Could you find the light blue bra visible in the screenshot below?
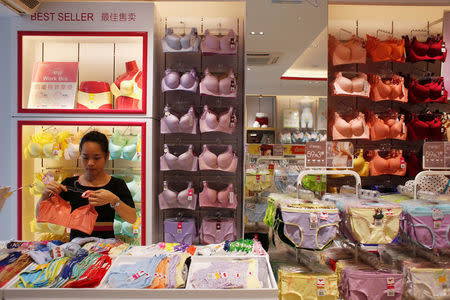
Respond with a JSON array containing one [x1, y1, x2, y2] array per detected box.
[[109, 132, 140, 161]]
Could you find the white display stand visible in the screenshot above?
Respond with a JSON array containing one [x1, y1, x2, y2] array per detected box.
[[413, 170, 450, 200]]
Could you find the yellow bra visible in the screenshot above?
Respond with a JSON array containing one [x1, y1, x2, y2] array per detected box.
[[352, 149, 369, 177]]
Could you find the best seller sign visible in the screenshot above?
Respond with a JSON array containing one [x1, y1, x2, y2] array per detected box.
[[17, 2, 153, 30]]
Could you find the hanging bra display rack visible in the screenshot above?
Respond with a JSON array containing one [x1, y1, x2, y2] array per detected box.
[[328, 18, 450, 191], [155, 16, 244, 244]]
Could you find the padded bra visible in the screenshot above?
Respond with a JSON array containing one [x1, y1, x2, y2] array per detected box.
[[198, 145, 238, 173], [328, 34, 366, 65], [160, 144, 198, 171], [404, 35, 447, 62], [369, 74, 407, 102], [369, 113, 407, 141], [199, 181, 237, 209], [158, 181, 196, 210], [332, 112, 369, 140], [369, 150, 406, 176], [199, 68, 237, 98], [407, 77, 447, 104], [365, 35, 405, 63], [162, 27, 200, 53], [162, 68, 198, 93], [352, 149, 369, 177], [407, 115, 443, 141], [199, 105, 236, 134], [331, 72, 370, 98], [161, 106, 197, 134], [200, 29, 237, 55]]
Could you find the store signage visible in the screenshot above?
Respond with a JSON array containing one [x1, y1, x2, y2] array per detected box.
[[423, 142, 450, 169], [305, 141, 353, 168], [30, 12, 137, 23], [284, 145, 305, 155]]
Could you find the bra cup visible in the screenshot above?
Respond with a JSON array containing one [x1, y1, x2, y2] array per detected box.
[[163, 72, 180, 89], [199, 148, 219, 169], [163, 113, 181, 133], [337, 75, 353, 93], [389, 117, 403, 138], [334, 43, 351, 63], [109, 142, 123, 160], [180, 72, 196, 89], [429, 80, 443, 100], [163, 152, 180, 170], [352, 76, 365, 93], [412, 80, 429, 98], [205, 111, 219, 130], [219, 34, 232, 51], [350, 117, 364, 136], [177, 188, 189, 205], [180, 34, 191, 49], [204, 32, 220, 50], [334, 114, 353, 138], [353, 150, 365, 171], [218, 109, 232, 130], [179, 112, 195, 133], [123, 144, 137, 160], [199, 182, 218, 206], [370, 152, 390, 175], [165, 33, 182, 50], [219, 76, 232, 95], [178, 149, 195, 171], [429, 39, 443, 57], [204, 74, 220, 94], [372, 117, 390, 140], [412, 38, 430, 56], [217, 147, 233, 169], [43, 143, 54, 158], [391, 40, 405, 60], [159, 189, 178, 209], [349, 40, 366, 61], [377, 78, 393, 99]]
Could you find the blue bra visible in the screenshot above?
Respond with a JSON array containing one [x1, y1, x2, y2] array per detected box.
[[162, 27, 200, 53], [109, 132, 140, 161]]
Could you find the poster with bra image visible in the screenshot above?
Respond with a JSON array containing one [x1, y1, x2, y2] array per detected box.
[[327, 141, 353, 168], [283, 109, 300, 128]]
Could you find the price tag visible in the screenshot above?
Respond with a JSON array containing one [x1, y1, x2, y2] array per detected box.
[[230, 115, 236, 128], [216, 222, 221, 233], [385, 208, 393, 216], [177, 222, 183, 234], [310, 213, 318, 230], [400, 157, 406, 169], [230, 79, 236, 91], [316, 175, 321, 183], [319, 212, 328, 220], [230, 37, 236, 49], [442, 41, 446, 53], [187, 189, 193, 201], [387, 277, 395, 297], [317, 278, 325, 288], [189, 115, 193, 127], [229, 191, 234, 204], [432, 209, 443, 221], [256, 174, 261, 181], [317, 289, 326, 297], [434, 221, 442, 229]]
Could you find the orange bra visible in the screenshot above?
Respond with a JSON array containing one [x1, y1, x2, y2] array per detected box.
[[332, 112, 370, 140], [328, 34, 366, 65], [369, 113, 407, 141], [369, 74, 408, 102], [365, 35, 405, 63], [331, 72, 370, 98], [369, 150, 406, 176]]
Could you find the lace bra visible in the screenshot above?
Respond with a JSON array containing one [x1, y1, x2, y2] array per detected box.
[[407, 114, 443, 141], [328, 34, 366, 65], [368, 74, 408, 102], [332, 112, 369, 140], [160, 144, 198, 171], [162, 28, 200, 53], [161, 68, 198, 93], [199, 105, 236, 134], [331, 72, 370, 98], [199, 181, 237, 209], [161, 106, 197, 134], [404, 35, 447, 62], [158, 181, 196, 210], [198, 145, 238, 173], [369, 113, 407, 141], [365, 35, 405, 63], [199, 68, 237, 98], [369, 150, 406, 176], [407, 77, 447, 104], [200, 29, 237, 55]]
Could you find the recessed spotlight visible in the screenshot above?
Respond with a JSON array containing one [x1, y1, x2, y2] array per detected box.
[[259, 31, 264, 35], [247, 67, 251, 71], [250, 31, 256, 35]]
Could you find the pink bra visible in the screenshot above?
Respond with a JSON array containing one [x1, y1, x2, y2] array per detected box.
[[199, 181, 237, 209], [200, 68, 237, 98], [161, 68, 198, 93], [158, 181, 197, 210], [332, 112, 370, 140], [331, 72, 370, 98], [161, 106, 197, 134], [160, 144, 198, 171], [199, 145, 238, 173], [200, 105, 236, 134], [200, 29, 237, 55]]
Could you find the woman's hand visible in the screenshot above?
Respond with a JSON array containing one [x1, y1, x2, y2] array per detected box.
[[87, 189, 118, 207], [42, 181, 67, 199]]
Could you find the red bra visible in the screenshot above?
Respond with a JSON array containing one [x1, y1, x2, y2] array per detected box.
[[407, 114, 443, 141], [407, 77, 447, 104], [369, 113, 407, 141], [404, 36, 447, 62], [369, 150, 407, 176]]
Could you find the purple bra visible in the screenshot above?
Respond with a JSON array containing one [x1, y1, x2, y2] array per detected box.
[[200, 29, 237, 55], [162, 68, 198, 93], [200, 105, 236, 134], [160, 144, 198, 171], [199, 181, 237, 209], [161, 106, 197, 134], [199, 68, 237, 98], [158, 181, 197, 210], [199, 145, 238, 173]]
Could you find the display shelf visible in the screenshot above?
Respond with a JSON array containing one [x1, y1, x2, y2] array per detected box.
[[246, 127, 275, 131], [18, 31, 147, 114]]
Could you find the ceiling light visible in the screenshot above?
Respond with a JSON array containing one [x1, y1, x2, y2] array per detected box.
[[247, 67, 251, 71], [259, 32, 264, 35], [250, 31, 255, 35]]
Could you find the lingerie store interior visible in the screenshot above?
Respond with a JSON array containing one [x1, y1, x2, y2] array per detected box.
[[0, 0, 449, 299]]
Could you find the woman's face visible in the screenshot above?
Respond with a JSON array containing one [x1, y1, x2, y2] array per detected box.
[[80, 141, 108, 178]]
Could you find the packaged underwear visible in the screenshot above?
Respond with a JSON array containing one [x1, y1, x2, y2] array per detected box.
[[404, 265, 450, 299], [278, 267, 338, 300], [245, 200, 268, 223], [339, 267, 403, 300], [401, 200, 450, 249], [199, 217, 236, 245], [274, 201, 340, 250], [245, 169, 272, 192], [336, 198, 402, 244], [164, 218, 196, 245]]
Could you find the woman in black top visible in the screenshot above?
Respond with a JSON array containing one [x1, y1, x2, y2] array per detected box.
[[38, 131, 137, 240]]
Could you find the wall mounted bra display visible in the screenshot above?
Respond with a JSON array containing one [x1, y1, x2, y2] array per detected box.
[[18, 31, 148, 114]]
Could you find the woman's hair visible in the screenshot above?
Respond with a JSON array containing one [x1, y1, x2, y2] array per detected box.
[[79, 131, 109, 154]]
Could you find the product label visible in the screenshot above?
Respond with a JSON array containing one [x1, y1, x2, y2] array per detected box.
[[319, 212, 328, 220], [229, 192, 234, 204], [187, 189, 193, 201], [310, 213, 318, 229], [317, 289, 326, 297], [177, 222, 182, 234], [216, 222, 221, 233], [317, 278, 325, 288]]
